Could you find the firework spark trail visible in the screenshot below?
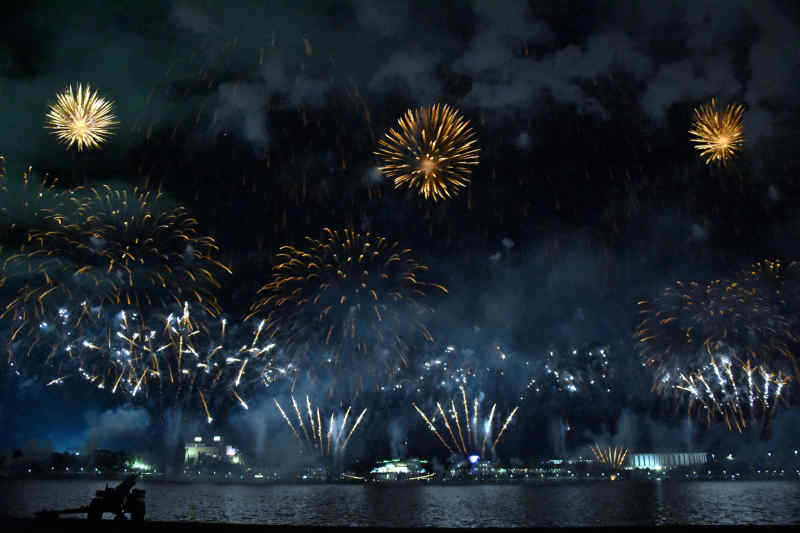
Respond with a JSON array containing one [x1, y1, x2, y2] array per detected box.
[[761, 368, 771, 409], [591, 445, 629, 469], [492, 406, 519, 449], [481, 403, 496, 458], [460, 386, 471, 446], [412, 402, 453, 453], [327, 412, 334, 456], [199, 390, 212, 423], [232, 389, 248, 410], [317, 407, 323, 451], [676, 354, 791, 432], [46, 376, 67, 386], [235, 358, 249, 387], [337, 406, 351, 447], [770, 374, 791, 419], [723, 358, 740, 407], [451, 399, 467, 455], [274, 399, 302, 443], [252, 319, 265, 347], [472, 398, 478, 450], [437, 402, 461, 453], [342, 408, 367, 450], [306, 395, 317, 449], [292, 395, 311, 442], [698, 374, 723, 416], [274, 396, 365, 457]]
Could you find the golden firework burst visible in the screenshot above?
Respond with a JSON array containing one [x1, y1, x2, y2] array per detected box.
[[45, 83, 118, 151], [247, 227, 446, 395], [375, 103, 479, 201], [689, 98, 744, 165]]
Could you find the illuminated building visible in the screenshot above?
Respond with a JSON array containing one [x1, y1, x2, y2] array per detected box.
[[627, 452, 708, 470], [370, 459, 432, 481], [184, 435, 243, 466]]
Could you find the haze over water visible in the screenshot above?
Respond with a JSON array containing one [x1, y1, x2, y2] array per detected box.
[[3, 479, 800, 527]]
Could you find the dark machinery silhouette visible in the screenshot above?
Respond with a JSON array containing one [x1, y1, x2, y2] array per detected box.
[[35, 474, 146, 521]]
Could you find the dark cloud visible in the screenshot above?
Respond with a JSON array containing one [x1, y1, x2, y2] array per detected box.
[[353, 0, 410, 37], [211, 81, 269, 153], [85, 406, 151, 451], [171, 2, 221, 35], [369, 48, 444, 102]]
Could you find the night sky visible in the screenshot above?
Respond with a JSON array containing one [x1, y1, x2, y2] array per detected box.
[[2, 0, 800, 468]]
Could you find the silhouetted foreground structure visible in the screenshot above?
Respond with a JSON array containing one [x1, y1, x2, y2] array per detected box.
[[34, 474, 145, 521]]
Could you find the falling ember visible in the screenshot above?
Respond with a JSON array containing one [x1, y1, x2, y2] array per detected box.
[[274, 396, 367, 457], [199, 390, 213, 424], [232, 389, 248, 410]]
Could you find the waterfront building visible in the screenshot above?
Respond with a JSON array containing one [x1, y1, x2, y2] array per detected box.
[[627, 452, 708, 470], [184, 435, 243, 467], [370, 459, 431, 481]]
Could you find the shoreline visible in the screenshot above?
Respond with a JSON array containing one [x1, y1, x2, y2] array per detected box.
[[2, 517, 798, 532], [2, 474, 795, 486]]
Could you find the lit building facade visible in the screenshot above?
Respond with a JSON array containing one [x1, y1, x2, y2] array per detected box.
[[184, 435, 243, 466], [627, 452, 708, 469], [370, 459, 431, 480]]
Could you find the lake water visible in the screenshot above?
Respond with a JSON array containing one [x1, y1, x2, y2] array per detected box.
[[2, 479, 800, 527]]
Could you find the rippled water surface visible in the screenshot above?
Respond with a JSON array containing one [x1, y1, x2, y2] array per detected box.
[[3, 480, 800, 527]]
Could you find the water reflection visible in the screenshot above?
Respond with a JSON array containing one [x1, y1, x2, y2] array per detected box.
[[2, 480, 800, 526]]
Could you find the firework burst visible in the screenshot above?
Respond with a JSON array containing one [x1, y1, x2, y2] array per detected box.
[[247, 227, 446, 397], [1, 164, 62, 264], [591, 444, 628, 469], [413, 388, 518, 457], [45, 83, 118, 151], [375, 104, 479, 201], [274, 395, 367, 458], [689, 98, 744, 165], [635, 277, 795, 389], [636, 265, 799, 433], [523, 344, 615, 402], [3, 184, 231, 342], [671, 346, 791, 433], [15, 301, 289, 421]]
